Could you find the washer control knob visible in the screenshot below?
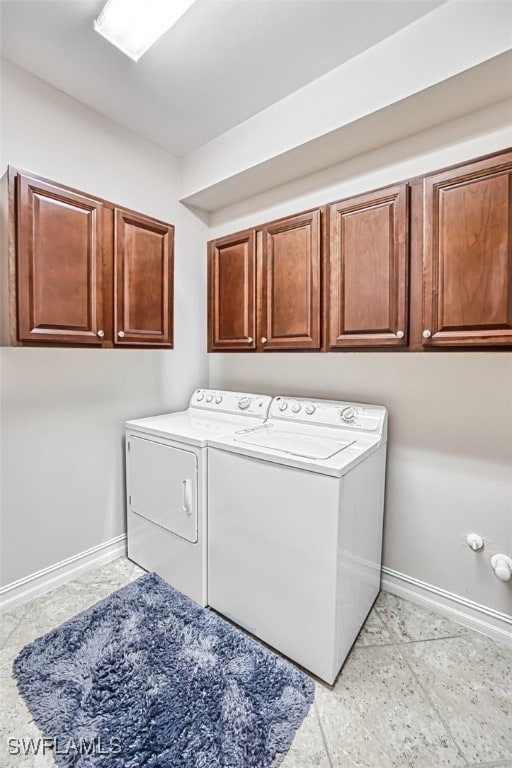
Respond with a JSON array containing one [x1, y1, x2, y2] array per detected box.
[[305, 405, 316, 415], [341, 407, 355, 422], [292, 403, 301, 414], [196, 392, 204, 401], [279, 401, 288, 412], [238, 397, 251, 410], [205, 394, 213, 403], [215, 395, 223, 404]]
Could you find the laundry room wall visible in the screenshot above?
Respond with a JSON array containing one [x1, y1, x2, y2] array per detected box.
[[208, 100, 512, 624], [0, 60, 209, 589]]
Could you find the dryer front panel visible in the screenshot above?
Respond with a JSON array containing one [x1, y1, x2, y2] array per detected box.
[[128, 436, 198, 543]]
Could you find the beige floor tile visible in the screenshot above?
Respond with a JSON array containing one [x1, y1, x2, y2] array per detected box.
[[317, 644, 466, 768], [402, 633, 512, 765], [354, 607, 393, 648], [375, 592, 470, 643], [0, 602, 31, 650], [272, 694, 331, 768]]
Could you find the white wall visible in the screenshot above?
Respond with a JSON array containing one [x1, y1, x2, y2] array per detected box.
[[182, 1, 512, 206], [0, 60, 209, 586], [208, 103, 512, 618]]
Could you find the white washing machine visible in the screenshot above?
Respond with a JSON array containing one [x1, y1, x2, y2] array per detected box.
[[125, 389, 271, 606], [207, 395, 388, 683]]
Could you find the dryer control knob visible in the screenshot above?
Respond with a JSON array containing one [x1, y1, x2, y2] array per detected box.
[[196, 392, 204, 401], [238, 397, 251, 410], [305, 405, 316, 415], [215, 395, 223, 404], [205, 394, 213, 403], [279, 401, 288, 411], [292, 403, 302, 414], [341, 407, 355, 422]]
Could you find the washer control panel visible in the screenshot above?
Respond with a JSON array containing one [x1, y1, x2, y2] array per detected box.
[[270, 396, 387, 434], [191, 389, 272, 418]]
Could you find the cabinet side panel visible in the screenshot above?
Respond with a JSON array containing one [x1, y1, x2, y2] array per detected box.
[[0, 172, 11, 345]]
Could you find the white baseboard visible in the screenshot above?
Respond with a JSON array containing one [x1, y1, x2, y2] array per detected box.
[[381, 566, 512, 647], [0, 534, 127, 613]]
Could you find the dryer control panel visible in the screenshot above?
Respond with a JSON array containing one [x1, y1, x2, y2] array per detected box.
[[270, 396, 387, 437], [190, 389, 272, 418]]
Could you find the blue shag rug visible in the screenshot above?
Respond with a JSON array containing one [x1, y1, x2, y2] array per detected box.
[[13, 572, 314, 767]]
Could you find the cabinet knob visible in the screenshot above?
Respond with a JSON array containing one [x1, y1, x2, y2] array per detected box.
[[261, 337, 267, 344], [247, 337, 253, 344], [396, 330, 404, 339], [97, 329, 105, 338], [422, 329, 432, 339], [118, 331, 125, 339]]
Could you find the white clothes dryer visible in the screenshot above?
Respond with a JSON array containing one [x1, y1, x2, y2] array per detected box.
[[126, 389, 271, 606], [207, 395, 388, 683]]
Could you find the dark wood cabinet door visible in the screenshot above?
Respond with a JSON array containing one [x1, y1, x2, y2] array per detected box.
[[423, 152, 512, 346], [208, 231, 256, 351], [260, 209, 321, 350], [114, 209, 174, 347], [16, 174, 104, 344], [328, 184, 408, 348]]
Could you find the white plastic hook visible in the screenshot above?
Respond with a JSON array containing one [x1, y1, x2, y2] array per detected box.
[[466, 533, 483, 551], [490, 555, 512, 582]]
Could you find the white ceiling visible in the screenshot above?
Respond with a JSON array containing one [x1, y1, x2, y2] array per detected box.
[[1, 0, 446, 157]]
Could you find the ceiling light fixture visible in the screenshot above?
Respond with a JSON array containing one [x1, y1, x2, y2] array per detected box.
[[94, 0, 196, 62]]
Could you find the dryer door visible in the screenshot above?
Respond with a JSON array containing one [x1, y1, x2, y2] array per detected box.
[[128, 436, 198, 543]]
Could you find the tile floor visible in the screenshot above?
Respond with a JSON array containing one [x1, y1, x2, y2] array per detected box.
[[0, 557, 511, 768]]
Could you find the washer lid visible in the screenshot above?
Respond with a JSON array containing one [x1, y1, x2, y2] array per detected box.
[[234, 426, 355, 460]]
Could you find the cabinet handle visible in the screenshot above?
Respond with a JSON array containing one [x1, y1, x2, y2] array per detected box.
[[247, 337, 253, 344], [97, 329, 105, 338], [396, 330, 404, 339], [261, 337, 267, 344], [118, 331, 125, 339], [422, 329, 432, 339]]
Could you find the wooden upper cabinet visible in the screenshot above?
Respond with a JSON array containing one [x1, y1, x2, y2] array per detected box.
[[16, 173, 104, 344], [208, 230, 256, 351], [328, 184, 408, 348], [114, 209, 174, 347], [8, 168, 174, 348], [423, 151, 512, 346], [260, 209, 321, 350]]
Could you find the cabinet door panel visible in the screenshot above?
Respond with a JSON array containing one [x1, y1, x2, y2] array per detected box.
[[16, 174, 103, 344], [115, 209, 174, 347], [423, 152, 512, 346], [208, 231, 256, 350], [328, 185, 408, 348], [262, 209, 321, 349]]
